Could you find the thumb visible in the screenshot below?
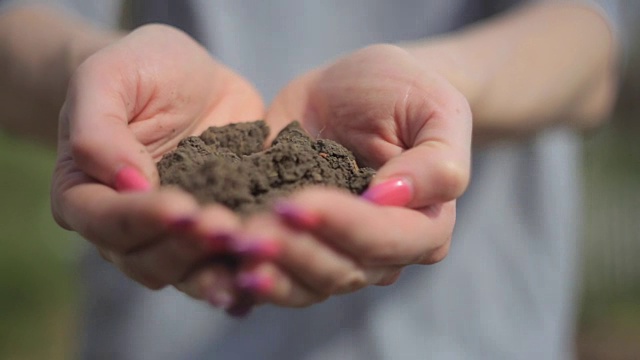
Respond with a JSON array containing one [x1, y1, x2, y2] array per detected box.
[[362, 143, 470, 208], [61, 61, 157, 192], [362, 91, 472, 208]]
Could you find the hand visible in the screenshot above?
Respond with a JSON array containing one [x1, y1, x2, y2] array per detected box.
[[235, 44, 472, 307], [51, 24, 265, 295]]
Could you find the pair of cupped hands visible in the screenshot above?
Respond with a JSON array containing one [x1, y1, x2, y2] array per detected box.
[[51, 24, 471, 316]]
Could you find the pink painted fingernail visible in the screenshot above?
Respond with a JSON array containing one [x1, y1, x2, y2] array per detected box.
[[114, 166, 151, 192], [231, 237, 281, 260], [273, 201, 322, 229], [168, 217, 196, 232], [361, 177, 413, 206], [206, 287, 234, 309], [236, 273, 274, 295], [205, 233, 234, 253]]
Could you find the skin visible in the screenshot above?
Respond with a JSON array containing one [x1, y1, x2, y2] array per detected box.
[[53, 24, 264, 291], [0, 2, 618, 308], [252, 45, 469, 306]]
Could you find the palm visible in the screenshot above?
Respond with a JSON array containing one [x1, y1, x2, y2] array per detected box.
[[55, 24, 263, 190], [234, 45, 472, 308], [117, 29, 264, 161], [50, 25, 265, 295], [267, 44, 447, 169], [52, 24, 264, 231]]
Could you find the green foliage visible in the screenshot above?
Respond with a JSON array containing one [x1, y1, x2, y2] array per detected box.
[[0, 134, 77, 360]]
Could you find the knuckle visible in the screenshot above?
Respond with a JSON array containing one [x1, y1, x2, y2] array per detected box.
[[434, 160, 469, 200], [69, 134, 97, 167], [178, 274, 204, 299], [333, 271, 368, 294], [175, 278, 203, 300], [291, 294, 329, 309], [420, 243, 450, 265], [360, 237, 402, 265], [91, 234, 130, 255], [309, 273, 335, 298], [98, 248, 114, 263], [78, 224, 111, 250], [153, 189, 198, 220], [144, 280, 166, 291], [115, 258, 167, 290], [132, 270, 166, 290], [376, 270, 402, 286]]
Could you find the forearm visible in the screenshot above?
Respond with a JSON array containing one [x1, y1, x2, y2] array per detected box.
[[404, 1, 619, 143], [0, 5, 119, 146]]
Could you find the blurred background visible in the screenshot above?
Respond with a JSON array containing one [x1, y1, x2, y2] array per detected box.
[[1, 7, 639, 360]]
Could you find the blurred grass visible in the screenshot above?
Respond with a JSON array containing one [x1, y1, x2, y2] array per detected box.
[[576, 121, 640, 359], [574, 35, 640, 358], [0, 133, 77, 360]]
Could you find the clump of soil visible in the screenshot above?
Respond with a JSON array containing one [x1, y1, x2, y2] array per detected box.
[[157, 120, 375, 214]]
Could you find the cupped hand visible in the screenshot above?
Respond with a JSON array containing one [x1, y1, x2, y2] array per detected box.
[[51, 24, 265, 294], [238, 44, 472, 307]]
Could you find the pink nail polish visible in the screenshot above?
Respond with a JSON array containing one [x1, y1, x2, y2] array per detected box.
[[168, 217, 196, 232], [231, 237, 281, 260], [206, 233, 235, 253], [273, 201, 322, 229], [361, 177, 413, 206], [236, 273, 274, 295], [114, 166, 151, 192]]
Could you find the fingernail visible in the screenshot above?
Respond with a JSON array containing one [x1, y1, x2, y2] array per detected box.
[[231, 237, 281, 260], [205, 233, 234, 253], [206, 287, 233, 309], [226, 295, 255, 318], [114, 166, 151, 192], [167, 217, 196, 232], [236, 273, 274, 295], [273, 201, 322, 229], [361, 177, 413, 206]]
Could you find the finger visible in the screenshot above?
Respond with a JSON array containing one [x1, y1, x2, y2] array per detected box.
[[236, 262, 328, 308], [57, 184, 200, 253], [368, 78, 472, 208], [376, 269, 404, 286], [277, 188, 455, 266], [176, 256, 260, 318], [241, 214, 391, 297], [175, 264, 237, 309], [116, 205, 241, 286], [63, 54, 160, 189], [174, 256, 259, 315]]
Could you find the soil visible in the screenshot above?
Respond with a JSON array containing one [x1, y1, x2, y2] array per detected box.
[[157, 120, 375, 214]]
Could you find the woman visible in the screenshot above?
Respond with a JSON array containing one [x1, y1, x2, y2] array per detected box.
[[0, 0, 621, 358]]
